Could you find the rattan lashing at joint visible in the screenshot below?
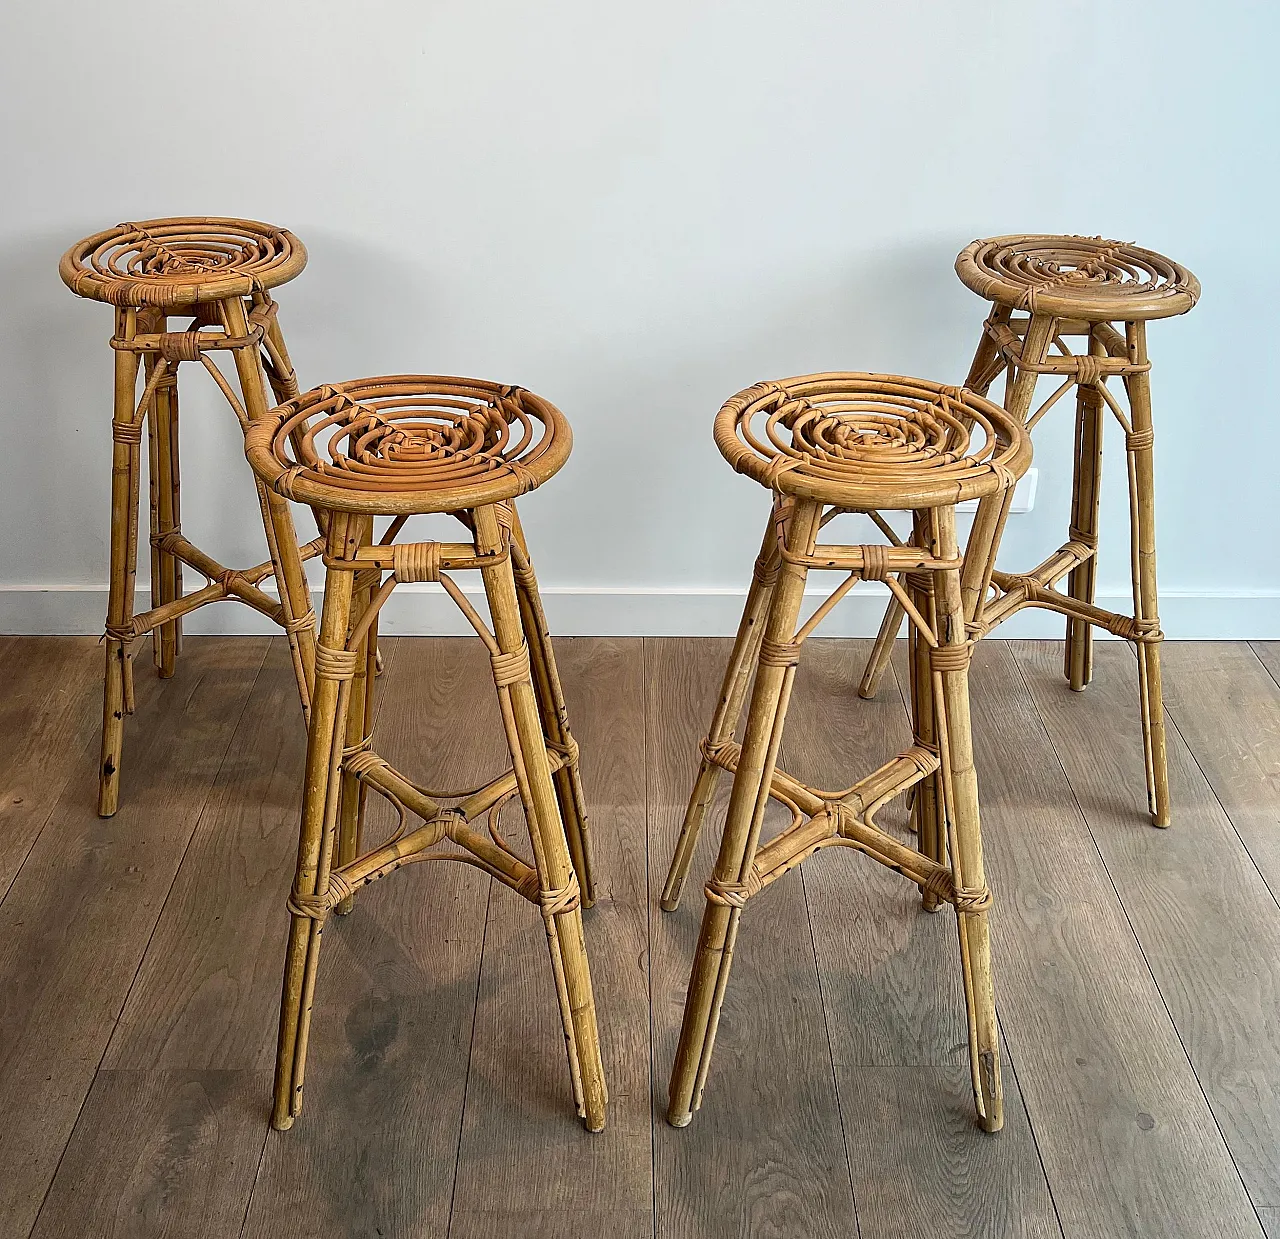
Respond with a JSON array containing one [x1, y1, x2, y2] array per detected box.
[[314, 643, 361, 681], [539, 872, 582, 919], [704, 870, 761, 909], [111, 419, 145, 445], [288, 870, 356, 921], [547, 734, 581, 767], [491, 642, 532, 688], [758, 638, 803, 669], [928, 642, 973, 673], [920, 867, 992, 914]]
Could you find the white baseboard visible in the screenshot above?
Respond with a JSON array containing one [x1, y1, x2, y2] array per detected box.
[[2, 583, 1278, 640]]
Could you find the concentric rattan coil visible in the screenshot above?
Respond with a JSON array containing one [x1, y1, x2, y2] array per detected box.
[[715, 372, 1031, 510], [59, 216, 307, 308], [955, 235, 1198, 321], [245, 375, 572, 515]]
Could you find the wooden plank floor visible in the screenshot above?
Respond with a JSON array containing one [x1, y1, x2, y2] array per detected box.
[[1, 635, 1277, 1238]]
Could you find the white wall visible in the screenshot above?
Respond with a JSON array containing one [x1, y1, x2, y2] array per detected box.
[[1, 0, 1274, 637]]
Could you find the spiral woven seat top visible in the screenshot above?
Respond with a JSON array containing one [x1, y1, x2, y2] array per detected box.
[[956, 235, 1198, 321], [245, 375, 573, 515], [60, 217, 307, 308], [715, 373, 1030, 511]]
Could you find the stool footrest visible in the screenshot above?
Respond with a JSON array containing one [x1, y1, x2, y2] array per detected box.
[[310, 744, 577, 915], [979, 564, 1161, 643], [700, 737, 960, 904], [118, 533, 326, 639]]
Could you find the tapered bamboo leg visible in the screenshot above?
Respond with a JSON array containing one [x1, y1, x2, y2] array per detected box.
[[663, 508, 780, 911], [1124, 322, 1169, 827], [667, 499, 820, 1128], [964, 306, 1013, 398], [272, 513, 358, 1131], [858, 592, 904, 701], [259, 299, 301, 404], [907, 515, 943, 908], [146, 334, 182, 679], [222, 295, 316, 715], [860, 306, 1015, 699], [1064, 335, 1104, 691], [505, 503, 596, 907], [931, 506, 1002, 1131], [98, 308, 143, 818], [475, 504, 607, 1132], [335, 515, 375, 915]]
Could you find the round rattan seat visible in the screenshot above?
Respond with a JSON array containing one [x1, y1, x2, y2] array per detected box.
[[715, 372, 1031, 510], [245, 376, 573, 515], [955, 235, 1199, 321], [59, 216, 307, 308]]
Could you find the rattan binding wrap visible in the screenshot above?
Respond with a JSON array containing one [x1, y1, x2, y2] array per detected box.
[[955, 235, 1199, 321], [59, 217, 307, 309], [245, 376, 572, 515]]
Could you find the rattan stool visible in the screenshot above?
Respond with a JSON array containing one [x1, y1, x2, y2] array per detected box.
[[244, 375, 605, 1132], [860, 236, 1200, 826], [662, 374, 1031, 1132], [60, 218, 320, 816]]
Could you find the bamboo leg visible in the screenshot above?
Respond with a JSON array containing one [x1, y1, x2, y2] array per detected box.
[[335, 515, 375, 915], [475, 504, 607, 1132], [932, 506, 1002, 1132], [663, 508, 779, 911], [964, 306, 1013, 397], [1124, 322, 1169, 827], [907, 515, 943, 908], [146, 332, 182, 678], [667, 499, 820, 1128], [98, 308, 143, 818], [222, 295, 316, 716], [860, 305, 1015, 698], [858, 590, 904, 701], [1064, 334, 1105, 691], [272, 513, 358, 1131], [258, 297, 327, 543], [505, 503, 596, 907]]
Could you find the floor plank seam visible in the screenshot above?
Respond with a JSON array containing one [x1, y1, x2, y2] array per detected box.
[[0, 771, 82, 910], [886, 645, 1068, 1237], [24, 639, 272, 1239], [444, 874, 494, 1239], [1247, 643, 1280, 694], [236, 1126, 273, 1239], [1008, 650, 1263, 1223], [0, 657, 102, 908], [1160, 693, 1280, 917], [998, 1011, 1068, 1238], [642, 638, 660, 1239], [798, 864, 865, 1239]]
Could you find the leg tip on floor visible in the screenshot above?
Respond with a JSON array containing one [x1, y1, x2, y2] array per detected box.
[[667, 1110, 693, 1129]]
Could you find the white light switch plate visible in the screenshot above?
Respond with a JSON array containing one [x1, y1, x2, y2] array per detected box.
[[958, 467, 1037, 515]]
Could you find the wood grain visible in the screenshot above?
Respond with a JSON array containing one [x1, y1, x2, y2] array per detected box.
[[1159, 642, 1280, 895], [4, 636, 1279, 1238], [450, 637, 651, 1239], [103, 639, 381, 1070], [0, 637, 270, 1238], [28, 1070, 271, 1239], [0, 636, 102, 898], [646, 637, 858, 1239], [971, 642, 1261, 1237], [784, 638, 1060, 1238], [1250, 643, 1280, 689], [1014, 640, 1280, 1211], [241, 638, 492, 1239]]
